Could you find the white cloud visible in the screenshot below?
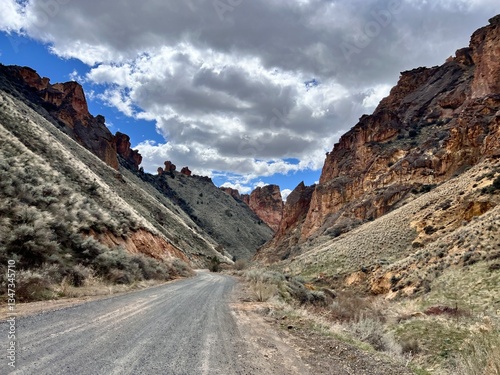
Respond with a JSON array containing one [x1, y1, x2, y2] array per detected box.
[[0, 0, 24, 32], [253, 181, 268, 189], [362, 84, 392, 109], [281, 188, 293, 201], [0, 0, 497, 184], [220, 182, 252, 195]]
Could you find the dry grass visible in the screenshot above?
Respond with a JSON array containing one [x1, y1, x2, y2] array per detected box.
[[455, 322, 500, 375], [251, 281, 278, 302]]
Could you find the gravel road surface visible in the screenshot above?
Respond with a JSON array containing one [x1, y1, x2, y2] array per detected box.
[[2, 271, 260, 375]]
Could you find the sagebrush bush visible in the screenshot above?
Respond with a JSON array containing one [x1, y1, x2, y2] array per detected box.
[[251, 281, 278, 302], [234, 259, 248, 270], [15, 269, 56, 302], [327, 291, 383, 323], [243, 269, 325, 305], [170, 258, 193, 278], [347, 317, 402, 354]]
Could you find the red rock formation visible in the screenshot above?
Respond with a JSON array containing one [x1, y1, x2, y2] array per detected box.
[[164, 161, 176, 173], [241, 194, 250, 205], [16, 67, 50, 91], [261, 15, 500, 259], [220, 187, 241, 200], [1, 66, 120, 169], [180, 167, 192, 176], [255, 182, 314, 261], [246, 185, 283, 232], [114, 132, 142, 170], [157, 167, 164, 175]]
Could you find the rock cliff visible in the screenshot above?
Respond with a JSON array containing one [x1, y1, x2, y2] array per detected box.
[[245, 185, 284, 231], [114, 131, 143, 170], [259, 15, 500, 259], [220, 187, 242, 200], [255, 182, 314, 261], [0, 65, 121, 169]]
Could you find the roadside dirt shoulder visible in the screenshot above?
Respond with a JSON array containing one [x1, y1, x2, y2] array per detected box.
[[230, 278, 413, 375]]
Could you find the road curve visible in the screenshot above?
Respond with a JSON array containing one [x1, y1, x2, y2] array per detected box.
[[3, 271, 259, 375]]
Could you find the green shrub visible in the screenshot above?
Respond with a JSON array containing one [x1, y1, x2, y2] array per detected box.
[[209, 256, 221, 272], [234, 259, 248, 270]]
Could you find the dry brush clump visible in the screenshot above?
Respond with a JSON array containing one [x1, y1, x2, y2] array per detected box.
[[244, 269, 407, 363], [243, 269, 326, 305]]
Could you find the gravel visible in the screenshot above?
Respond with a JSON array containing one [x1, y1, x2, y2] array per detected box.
[[2, 272, 259, 375]]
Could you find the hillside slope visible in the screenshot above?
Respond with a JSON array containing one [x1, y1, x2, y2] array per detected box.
[[141, 170, 273, 260]]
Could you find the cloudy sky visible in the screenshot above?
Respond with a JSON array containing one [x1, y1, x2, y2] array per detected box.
[[0, 0, 498, 198]]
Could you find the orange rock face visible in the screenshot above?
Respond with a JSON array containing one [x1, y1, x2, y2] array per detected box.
[[1, 66, 120, 170], [247, 185, 283, 232], [90, 229, 190, 263], [114, 131, 143, 170], [180, 167, 192, 176], [470, 15, 500, 98], [255, 182, 314, 262], [262, 16, 500, 257]]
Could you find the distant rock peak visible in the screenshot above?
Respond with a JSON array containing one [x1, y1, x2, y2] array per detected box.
[[247, 185, 284, 231], [220, 187, 241, 200]]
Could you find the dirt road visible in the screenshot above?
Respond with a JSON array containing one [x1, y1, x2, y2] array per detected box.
[[2, 272, 263, 375]]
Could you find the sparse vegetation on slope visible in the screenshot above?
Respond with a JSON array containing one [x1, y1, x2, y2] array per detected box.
[[0, 84, 202, 300], [0, 119, 194, 301]]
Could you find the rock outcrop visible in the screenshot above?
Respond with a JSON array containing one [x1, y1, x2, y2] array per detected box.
[[245, 185, 283, 232], [164, 161, 176, 173], [90, 229, 190, 263], [220, 187, 241, 200], [0, 65, 120, 169], [114, 131, 142, 170], [180, 167, 192, 176], [259, 15, 500, 259], [255, 182, 314, 261], [241, 194, 250, 205], [470, 14, 500, 98]]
